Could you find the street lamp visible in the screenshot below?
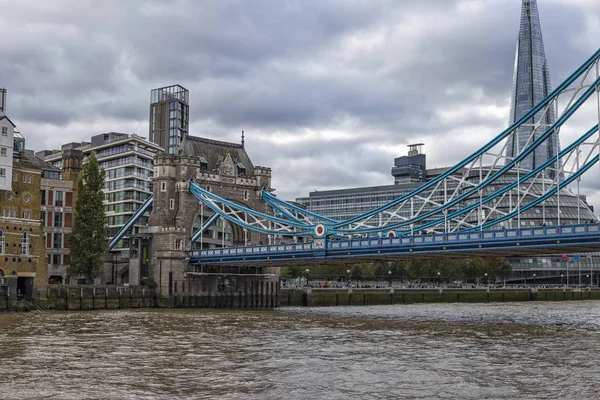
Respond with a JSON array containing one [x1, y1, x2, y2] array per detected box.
[[305, 269, 310, 286], [388, 270, 392, 287], [347, 269, 351, 286], [587, 274, 590, 287], [437, 271, 441, 287], [561, 274, 564, 287], [484, 273, 488, 287], [533, 273, 536, 287]]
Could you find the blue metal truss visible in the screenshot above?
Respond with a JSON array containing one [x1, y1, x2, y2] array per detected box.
[[186, 48, 600, 244], [190, 212, 220, 243], [108, 195, 154, 251]]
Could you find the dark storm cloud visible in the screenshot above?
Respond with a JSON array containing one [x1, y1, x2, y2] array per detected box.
[[0, 0, 599, 209]]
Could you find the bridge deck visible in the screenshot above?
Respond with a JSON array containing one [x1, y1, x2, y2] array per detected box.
[[190, 223, 600, 266]]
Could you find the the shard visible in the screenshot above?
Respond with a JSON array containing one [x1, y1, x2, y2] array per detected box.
[[506, 0, 560, 179]]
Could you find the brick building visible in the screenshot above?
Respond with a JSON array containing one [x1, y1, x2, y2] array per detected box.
[[0, 151, 46, 297], [37, 149, 82, 284]]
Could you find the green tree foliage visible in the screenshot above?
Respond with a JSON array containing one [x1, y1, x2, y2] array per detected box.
[[68, 152, 108, 283], [281, 256, 513, 283]]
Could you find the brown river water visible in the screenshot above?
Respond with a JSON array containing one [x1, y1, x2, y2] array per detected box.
[[1, 302, 600, 399]]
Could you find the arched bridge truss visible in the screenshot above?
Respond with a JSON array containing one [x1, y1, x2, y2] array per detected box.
[[190, 48, 600, 242]]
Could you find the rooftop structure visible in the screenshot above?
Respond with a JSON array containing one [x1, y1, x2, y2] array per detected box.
[[149, 85, 189, 155]]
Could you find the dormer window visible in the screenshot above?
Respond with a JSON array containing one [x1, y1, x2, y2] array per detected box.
[[199, 156, 208, 171], [237, 162, 246, 176]]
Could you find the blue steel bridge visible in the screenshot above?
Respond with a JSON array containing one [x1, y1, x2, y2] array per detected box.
[[111, 47, 600, 269]]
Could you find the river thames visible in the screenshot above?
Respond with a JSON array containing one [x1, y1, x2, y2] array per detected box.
[[1, 302, 600, 399]]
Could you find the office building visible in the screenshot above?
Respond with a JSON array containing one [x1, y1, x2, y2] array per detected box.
[[506, 0, 560, 178], [392, 143, 426, 184]]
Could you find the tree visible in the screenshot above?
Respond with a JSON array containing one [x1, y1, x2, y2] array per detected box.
[[68, 152, 108, 283]]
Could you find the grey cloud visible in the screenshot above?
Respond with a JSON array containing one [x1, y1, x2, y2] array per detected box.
[[1, 0, 599, 212]]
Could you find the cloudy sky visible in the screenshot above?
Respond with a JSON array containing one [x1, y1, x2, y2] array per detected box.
[[1, 0, 599, 208]]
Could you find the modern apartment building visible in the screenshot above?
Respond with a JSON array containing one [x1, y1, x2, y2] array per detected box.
[[149, 84, 189, 154], [37, 133, 164, 272]]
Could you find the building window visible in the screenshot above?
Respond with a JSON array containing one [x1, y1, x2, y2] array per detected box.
[[174, 239, 183, 250], [27, 175, 31, 184], [21, 232, 29, 255], [169, 199, 175, 210], [55, 191, 63, 206], [24, 194, 31, 203], [13, 172, 17, 181], [160, 182, 167, 192], [1, 127, 7, 136], [243, 190, 249, 201], [22, 210, 31, 219], [0, 168, 5, 177], [54, 212, 63, 227], [52, 254, 61, 265], [6, 192, 13, 200], [53, 233, 62, 248], [206, 185, 211, 192], [0, 148, 6, 156], [0, 229, 4, 254]]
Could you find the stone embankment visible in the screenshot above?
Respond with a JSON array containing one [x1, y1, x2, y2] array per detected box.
[[280, 287, 600, 307], [2, 285, 600, 311], [0, 282, 281, 311]]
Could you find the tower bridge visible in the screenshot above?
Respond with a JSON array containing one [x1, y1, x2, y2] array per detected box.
[[110, 44, 600, 294]]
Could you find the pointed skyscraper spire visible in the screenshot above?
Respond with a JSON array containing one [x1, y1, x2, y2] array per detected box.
[[506, 0, 560, 179]]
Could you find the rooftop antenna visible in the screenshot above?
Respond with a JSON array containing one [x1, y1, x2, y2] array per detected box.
[[241, 130, 245, 148]]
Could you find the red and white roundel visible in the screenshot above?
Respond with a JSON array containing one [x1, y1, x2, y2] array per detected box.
[[387, 231, 396, 238], [314, 224, 326, 237]]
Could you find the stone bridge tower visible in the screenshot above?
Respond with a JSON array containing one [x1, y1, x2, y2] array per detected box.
[[147, 136, 275, 296]]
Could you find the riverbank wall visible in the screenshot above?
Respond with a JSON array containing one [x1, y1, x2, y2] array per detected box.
[[0, 283, 280, 311], [3, 285, 600, 311], [279, 287, 600, 307]]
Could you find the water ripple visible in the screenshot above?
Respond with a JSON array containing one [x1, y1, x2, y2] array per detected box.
[[1, 302, 600, 399]]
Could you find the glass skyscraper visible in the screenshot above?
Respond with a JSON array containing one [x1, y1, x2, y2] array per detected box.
[[506, 0, 560, 179]]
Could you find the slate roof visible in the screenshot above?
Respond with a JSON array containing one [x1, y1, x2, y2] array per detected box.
[[28, 154, 61, 172], [180, 135, 255, 176]]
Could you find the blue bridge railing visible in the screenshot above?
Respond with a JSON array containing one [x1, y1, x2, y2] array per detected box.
[[190, 223, 600, 262]]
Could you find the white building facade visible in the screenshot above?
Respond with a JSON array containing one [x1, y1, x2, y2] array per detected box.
[[0, 88, 15, 191]]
